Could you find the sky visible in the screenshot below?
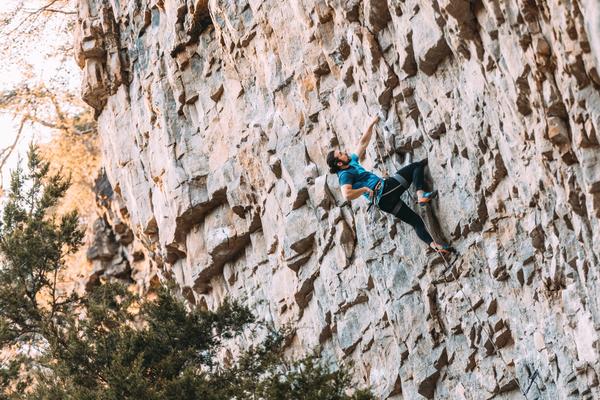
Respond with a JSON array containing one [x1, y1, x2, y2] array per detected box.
[[0, 0, 80, 186]]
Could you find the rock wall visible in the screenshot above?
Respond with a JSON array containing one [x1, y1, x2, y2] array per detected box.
[[75, 0, 600, 398]]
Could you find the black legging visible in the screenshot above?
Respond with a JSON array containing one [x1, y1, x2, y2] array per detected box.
[[377, 160, 433, 245], [396, 158, 426, 191]]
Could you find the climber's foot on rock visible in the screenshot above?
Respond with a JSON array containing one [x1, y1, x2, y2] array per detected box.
[[430, 242, 451, 254], [418, 190, 438, 206]]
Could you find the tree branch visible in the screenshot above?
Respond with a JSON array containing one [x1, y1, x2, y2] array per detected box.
[[24, 0, 74, 16], [0, 117, 26, 181], [2, 0, 76, 36], [41, 8, 77, 15]]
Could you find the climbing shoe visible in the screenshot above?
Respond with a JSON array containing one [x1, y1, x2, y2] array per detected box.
[[418, 190, 438, 206], [434, 246, 451, 255], [430, 242, 452, 255]]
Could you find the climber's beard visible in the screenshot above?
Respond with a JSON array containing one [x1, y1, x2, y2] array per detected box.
[[337, 151, 350, 165]]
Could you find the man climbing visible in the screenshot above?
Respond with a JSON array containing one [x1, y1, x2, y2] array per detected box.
[[326, 116, 450, 254]]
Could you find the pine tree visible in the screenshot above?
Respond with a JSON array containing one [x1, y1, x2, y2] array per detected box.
[[0, 147, 374, 400], [0, 144, 82, 391]]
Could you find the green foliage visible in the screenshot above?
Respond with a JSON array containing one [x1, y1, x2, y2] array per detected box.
[[218, 335, 374, 400], [24, 284, 373, 400], [0, 147, 375, 400], [0, 144, 82, 345]]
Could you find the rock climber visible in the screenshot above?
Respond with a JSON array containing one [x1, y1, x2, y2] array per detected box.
[[326, 116, 450, 254]]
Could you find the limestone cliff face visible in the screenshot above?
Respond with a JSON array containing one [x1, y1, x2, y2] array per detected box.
[[75, 0, 600, 398]]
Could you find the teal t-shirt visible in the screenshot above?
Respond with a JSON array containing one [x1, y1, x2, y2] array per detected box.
[[337, 153, 383, 202]]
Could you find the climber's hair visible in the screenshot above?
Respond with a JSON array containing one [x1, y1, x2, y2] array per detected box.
[[327, 150, 340, 174]]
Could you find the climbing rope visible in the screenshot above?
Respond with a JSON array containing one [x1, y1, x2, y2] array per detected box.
[[361, 56, 548, 393], [364, 107, 543, 398], [415, 129, 544, 399], [370, 109, 391, 177], [403, 33, 549, 395], [430, 234, 541, 399], [365, 153, 533, 398], [523, 369, 540, 396]]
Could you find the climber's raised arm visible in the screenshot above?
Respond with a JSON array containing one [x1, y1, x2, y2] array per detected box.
[[355, 115, 380, 161]]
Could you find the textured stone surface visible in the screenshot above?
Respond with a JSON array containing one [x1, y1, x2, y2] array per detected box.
[[76, 0, 600, 398]]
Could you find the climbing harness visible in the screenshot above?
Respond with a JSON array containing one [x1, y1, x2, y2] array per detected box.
[[366, 172, 411, 214], [390, 172, 410, 189], [366, 181, 381, 212]]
